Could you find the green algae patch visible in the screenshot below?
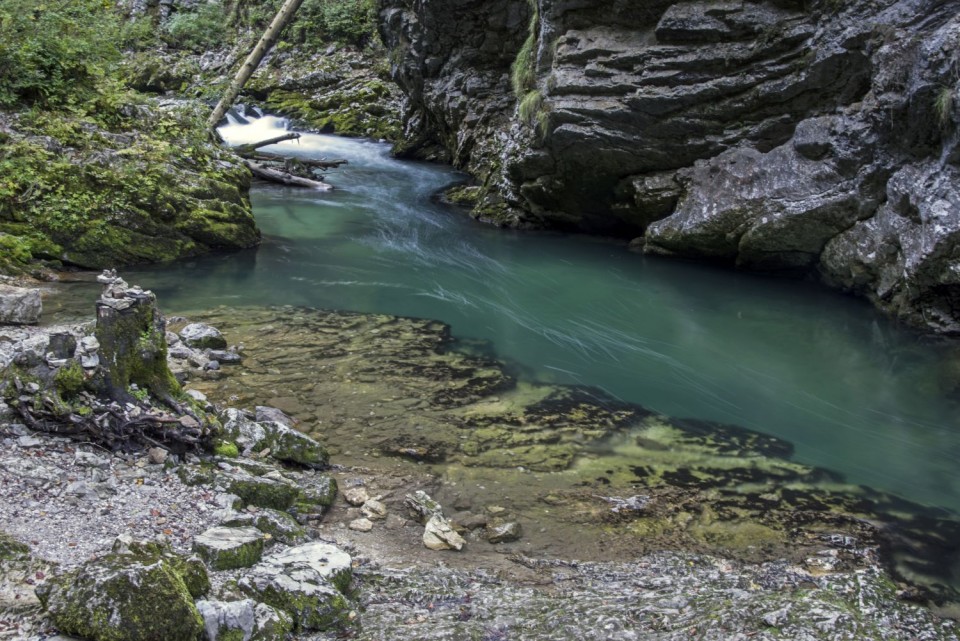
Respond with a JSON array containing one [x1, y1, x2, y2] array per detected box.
[[183, 305, 960, 602]]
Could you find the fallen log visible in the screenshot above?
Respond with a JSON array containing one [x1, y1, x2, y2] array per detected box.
[[232, 132, 301, 155], [248, 153, 348, 170], [244, 159, 333, 190]]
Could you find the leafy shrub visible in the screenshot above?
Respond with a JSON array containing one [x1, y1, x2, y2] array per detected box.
[[163, 2, 228, 52], [0, 0, 121, 107]]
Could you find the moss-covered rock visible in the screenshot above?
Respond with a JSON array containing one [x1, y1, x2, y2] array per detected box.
[[0, 531, 30, 561], [193, 526, 265, 571], [227, 476, 301, 511], [238, 542, 354, 632], [0, 101, 259, 276], [38, 552, 204, 641]]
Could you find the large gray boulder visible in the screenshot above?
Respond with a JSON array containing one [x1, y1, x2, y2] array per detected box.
[[37, 552, 204, 641], [0, 284, 41, 325], [179, 323, 227, 350], [237, 542, 354, 632]]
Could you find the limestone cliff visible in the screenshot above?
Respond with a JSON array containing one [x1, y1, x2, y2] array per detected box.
[[378, 0, 960, 333]]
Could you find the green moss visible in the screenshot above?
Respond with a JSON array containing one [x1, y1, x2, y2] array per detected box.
[[0, 101, 258, 276], [54, 361, 85, 399], [214, 440, 240, 458], [0, 531, 29, 561], [511, 1, 540, 98], [935, 85, 955, 130], [519, 90, 549, 137], [228, 478, 301, 510], [195, 534, 264, 571], [43, 554, 204, 641]]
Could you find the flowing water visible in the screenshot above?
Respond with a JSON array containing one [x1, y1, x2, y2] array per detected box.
[[105, 115, 959, 517]]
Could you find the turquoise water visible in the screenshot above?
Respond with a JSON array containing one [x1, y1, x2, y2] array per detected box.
[[124, 116, 960, 514]]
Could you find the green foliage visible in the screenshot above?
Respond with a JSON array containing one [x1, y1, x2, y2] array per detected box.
[[237, 0, 377, 48], [119, 16, 160, 51], [935, 85, 955, 130], [163, 2, 227, 52], [519, 90, 548, 138], [0, 0, 121, 107], [55, 361, 86, 399], [511, 0, 539, 98]]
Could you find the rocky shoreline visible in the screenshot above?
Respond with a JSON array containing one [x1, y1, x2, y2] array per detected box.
[[1, 277, 959, 640]]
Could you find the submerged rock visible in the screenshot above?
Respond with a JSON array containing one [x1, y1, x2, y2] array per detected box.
[[180, 323, 228, 350]]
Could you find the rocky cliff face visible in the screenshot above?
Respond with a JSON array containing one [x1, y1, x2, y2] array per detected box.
[[378, 0, 960, 333]]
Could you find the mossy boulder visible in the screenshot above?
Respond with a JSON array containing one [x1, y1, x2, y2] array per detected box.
[[267, 421, 330, 469], [237, 542, 354, 632], [193, 526, 265, 571], [37, 552, 204, 641], [221, 408, 329, 468], [227, 475, 301, 511]]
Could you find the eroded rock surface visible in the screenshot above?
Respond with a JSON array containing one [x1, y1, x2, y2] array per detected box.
[[380, 0, 960, 332]]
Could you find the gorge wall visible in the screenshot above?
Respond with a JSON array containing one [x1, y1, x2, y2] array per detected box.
[[378, 0, 960, 333]]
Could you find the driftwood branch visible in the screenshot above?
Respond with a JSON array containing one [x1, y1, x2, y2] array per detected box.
[[244, 160, 333, 190], [248, 153, 348, 170], [232, 132, 301, 155]]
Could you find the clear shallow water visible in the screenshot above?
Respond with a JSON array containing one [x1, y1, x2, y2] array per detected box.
[[121, 116, 960, 513]]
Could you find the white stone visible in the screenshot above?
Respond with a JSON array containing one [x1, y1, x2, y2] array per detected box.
[[348, 518, 374, 532], [423, 515, 465, 551]]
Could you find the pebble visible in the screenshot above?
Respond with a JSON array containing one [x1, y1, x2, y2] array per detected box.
[[344, 487, 370, 507], [361, 499, 387, 521], [349, 518, 374, 532]]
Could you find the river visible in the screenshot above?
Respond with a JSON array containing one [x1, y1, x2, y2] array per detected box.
[[110, 114, 960, 518]]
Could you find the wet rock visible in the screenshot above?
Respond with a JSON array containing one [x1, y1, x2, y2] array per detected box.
[[349, 518, 374, 532], [486, 520, 522, 544], [0, 284, 41, 325], [207, 348, 242, 364], [180, 323, 227, 350], [196, 599, 293, 641], [238, 542, 353, 632], [423, 515, 466, 551], [193, 526, 265, 570], [38, 552, 204, 641]]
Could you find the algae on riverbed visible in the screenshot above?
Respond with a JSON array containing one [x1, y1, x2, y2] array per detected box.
[[181, 305, 960, 603]]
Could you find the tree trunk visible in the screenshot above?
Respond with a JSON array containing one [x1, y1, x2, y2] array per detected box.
[[207, 0, 306, 131]]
